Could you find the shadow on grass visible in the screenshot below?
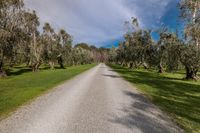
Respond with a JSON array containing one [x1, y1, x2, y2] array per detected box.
[[8, 68, 32, 76], [110, 65, 200, 132], [8, 66, 66, 76]]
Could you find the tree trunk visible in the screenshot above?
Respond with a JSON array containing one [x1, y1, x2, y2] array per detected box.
[[122, 61, 127, 67], [49, 61, 55, 70], [32, 62, 41, 72], [0, 61, 7, 77], [57, 56, 65, 69], [185, 67, 199, 80], [129, 62, 133, 69], [26, 59, 31, 67], [143, 62, 149, 69], [158, 63, 164, 73]]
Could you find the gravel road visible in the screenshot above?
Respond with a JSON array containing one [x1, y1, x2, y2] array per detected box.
[[0, 64, 182, 133]]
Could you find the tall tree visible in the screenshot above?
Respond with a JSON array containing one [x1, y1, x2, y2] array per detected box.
[[179, 0, 200, 79], [122, 18, 153, 69], [23, 11, 42, 71], [0, 0, 24, 76], [42, 22, 58, 69], [157, 29, 181, 73], [57, 29, 72, 68], [108, 46, 117, 63]]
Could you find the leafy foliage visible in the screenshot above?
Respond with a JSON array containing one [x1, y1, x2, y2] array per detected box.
[[0, 0, 107, 76], [108, 0, 200, 80]]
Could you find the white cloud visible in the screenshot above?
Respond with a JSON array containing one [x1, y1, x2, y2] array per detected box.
[[25, 0, 175, 46]]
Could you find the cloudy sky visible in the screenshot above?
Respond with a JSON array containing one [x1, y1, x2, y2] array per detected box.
[[25, 0, 180, 47]]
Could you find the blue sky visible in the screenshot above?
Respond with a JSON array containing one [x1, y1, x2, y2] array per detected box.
[[151, 0, 182, 41], [25, 0, 181, 47]]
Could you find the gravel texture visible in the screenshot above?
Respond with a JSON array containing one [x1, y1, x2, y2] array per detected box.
[[0, 64, 183, 133]]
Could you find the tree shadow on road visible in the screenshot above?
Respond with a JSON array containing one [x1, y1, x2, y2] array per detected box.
[[102, 74, 121, 78], [108, 64, 200, 132], [108, 90, 182, 133]]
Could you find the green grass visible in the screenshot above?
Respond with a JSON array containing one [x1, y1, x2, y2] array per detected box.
[[0, 64, 96, 117], [109, 64, 200, 133]]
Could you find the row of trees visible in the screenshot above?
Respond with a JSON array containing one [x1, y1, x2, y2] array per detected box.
[[108, 0, 200, 80], [1, 0, 199, 80], [0, 0, 108, 77]]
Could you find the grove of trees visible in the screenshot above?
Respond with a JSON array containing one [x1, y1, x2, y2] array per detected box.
[[108, 0, 200, 80], [1, 0, 199, 81], [0, 0, 108, 77]]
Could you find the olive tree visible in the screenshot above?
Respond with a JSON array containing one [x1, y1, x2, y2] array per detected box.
[[179, 0, 200, 79], [0, 0, 24, 76]]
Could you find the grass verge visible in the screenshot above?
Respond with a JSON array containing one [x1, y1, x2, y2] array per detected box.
[[0, 64, 96, 117], [109, 64, 200, 133]]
